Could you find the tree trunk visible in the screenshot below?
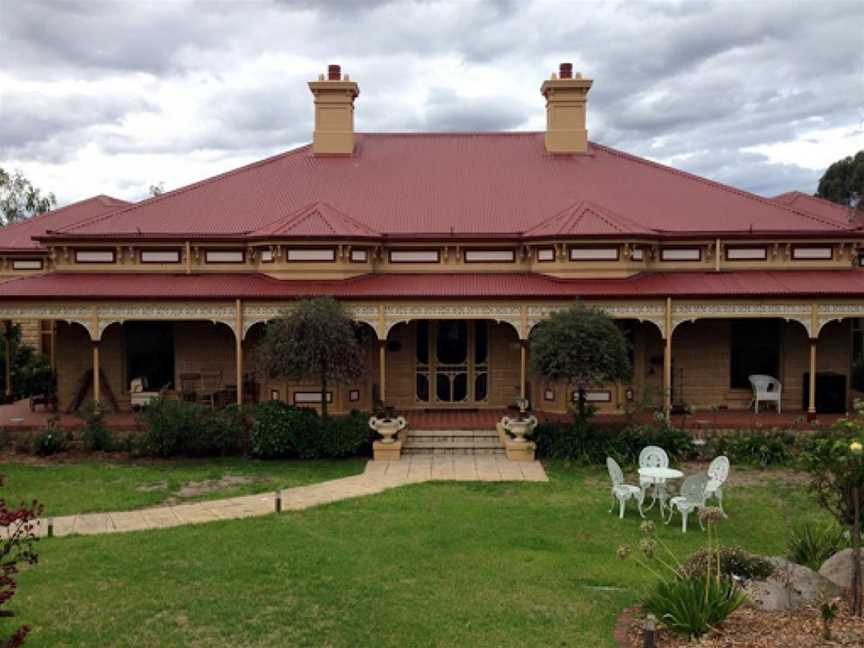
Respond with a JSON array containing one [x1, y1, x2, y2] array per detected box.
[[320, 357, 329, 419], [853, 485, 862, 617]]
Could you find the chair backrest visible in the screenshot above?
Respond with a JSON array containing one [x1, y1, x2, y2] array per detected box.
[[748, 374, 781, 395], [130, 377, 146, 393], [606, 457, 625, 487], [681, 473, 709, 503], [639, 445, 669, 470], [707, 455, 730, 485]]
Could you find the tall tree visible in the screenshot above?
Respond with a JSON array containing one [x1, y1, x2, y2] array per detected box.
[[816, 151, 864, 211], [0, 168, 56, 225], [255, 297, 365, 418], [529, 302, 632, 417]]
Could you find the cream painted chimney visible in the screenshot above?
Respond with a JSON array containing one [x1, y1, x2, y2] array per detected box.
[[540, 63, 593, 154], [308, 64, 360, 155]]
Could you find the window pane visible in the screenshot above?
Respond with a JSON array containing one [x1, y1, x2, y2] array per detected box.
[[416, 320, 429, 364], [453, 373, 468, 401], [416, 373, 429, 401], [436, 320, 467, 364], [475, 373, 488, 401], [475, 321, 488, 364], [729, 320, 780, 389], [436, 373, 451, 401]]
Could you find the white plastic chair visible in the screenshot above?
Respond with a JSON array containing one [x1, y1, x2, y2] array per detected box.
[[706, 455, 730, 518], [638, 445, 669, 511], [606, 457, 644, 520], [748, 374, 782, 414], [666, 474, 709, 533]]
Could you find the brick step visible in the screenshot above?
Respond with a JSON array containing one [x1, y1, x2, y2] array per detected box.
[[402, 447, 505, 456], [405, 429, 497, 437], [403, 437, 502, 448]]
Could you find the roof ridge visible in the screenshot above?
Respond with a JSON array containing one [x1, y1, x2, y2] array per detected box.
[[592, 143, 853, 232], [55, 143, 314, 236], [252, 201, 381, 237], [1, 195, 128, 235]]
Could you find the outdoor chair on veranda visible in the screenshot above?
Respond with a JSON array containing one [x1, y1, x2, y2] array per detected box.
[[748, 374, 782, 414]]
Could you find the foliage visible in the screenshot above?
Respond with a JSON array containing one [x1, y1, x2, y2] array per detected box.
[[534, 412, 695, 464], [642, 574, 747, 640], [684, 545, 774, 581], [619, 513, 746, 639], [255, 297, 366, 417], [528, 302, 631, 415], [79, 400, 111, 452], [816, 150, 864, 211], [785, 522, 849, 571], [137, 397, 242, 458], [0, 325, 54, 402], [801, 400, 864, 615], [715, 429, 797, 467], [250, 401, 371, 459], [0, 475, 41, 646], [0, 167, 56, 225], [33, 417, 70, 456]]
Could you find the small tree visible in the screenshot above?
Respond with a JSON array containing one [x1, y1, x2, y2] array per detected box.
[[528, 303, 632, 417], [816, 151, 864, 211], [802, 399, 864, 617], [255, 297, 365, 418], [0, 168, 56, 225]]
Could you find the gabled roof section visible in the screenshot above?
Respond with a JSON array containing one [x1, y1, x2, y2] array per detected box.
[[251, 202, 380, 239], [40, 134, 861, 240], [524, 200, 657, 238], [0, 195, 130, 251], [772, 191, 859, 228]]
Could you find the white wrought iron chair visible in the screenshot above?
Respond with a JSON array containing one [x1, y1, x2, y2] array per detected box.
[[665, 473, 709, 533], [748, 374, 782, 414], [638, 445, 669, 511], [606, 457, 644, 520], [706, 455, 730, 518]]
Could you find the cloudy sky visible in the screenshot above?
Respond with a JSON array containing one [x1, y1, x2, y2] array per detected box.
[[2, 0, 863, 207]]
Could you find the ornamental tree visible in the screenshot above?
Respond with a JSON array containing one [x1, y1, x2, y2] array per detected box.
[[0, 476, 41, 646], [816, 151, 864, 211], [0, 168, 56, 225], [255, 297, 365, 418], [528, 302, 632, 417], [802, 399, 864, 616]]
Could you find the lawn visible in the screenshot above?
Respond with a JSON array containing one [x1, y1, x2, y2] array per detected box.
[[0, 457, 366, 516], [7, 461, 828, 647]]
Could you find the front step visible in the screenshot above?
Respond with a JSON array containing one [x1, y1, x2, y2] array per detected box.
[[402, 429, 504, 456]]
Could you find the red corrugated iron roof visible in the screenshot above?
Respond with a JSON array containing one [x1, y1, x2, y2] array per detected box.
[[772, 191, 857, 227], [0, 195, 130, 251], [251, 201, 380, 239], [525, 200, 656, 237], [1, 270, 862, 300], [42, 134, 858, 241]]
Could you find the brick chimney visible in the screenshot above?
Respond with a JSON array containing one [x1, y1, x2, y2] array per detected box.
[[308, 64, 360, 155], [540, 63, 593, 154]]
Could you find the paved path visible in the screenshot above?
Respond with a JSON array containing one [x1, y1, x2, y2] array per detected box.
[[34, 456, 547, 538]]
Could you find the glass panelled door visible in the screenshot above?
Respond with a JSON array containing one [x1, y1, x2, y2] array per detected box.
[[416, 320, 488, 405]]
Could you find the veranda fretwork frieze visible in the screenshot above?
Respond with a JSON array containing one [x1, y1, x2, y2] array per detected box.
[[0, 299, 862, 340]]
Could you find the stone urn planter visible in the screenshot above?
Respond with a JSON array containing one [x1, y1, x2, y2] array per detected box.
[[368, 416, 407, 444], [501, 414, 538, 443]]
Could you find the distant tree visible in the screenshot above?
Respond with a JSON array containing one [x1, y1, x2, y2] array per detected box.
[[148, 182, 164, 197], [255, 297, 365, 418], [816, 151, 864, 211], [529, 302, 632, 417], [0, 168, 56, 225]]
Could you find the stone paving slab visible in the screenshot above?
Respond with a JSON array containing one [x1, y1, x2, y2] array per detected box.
[[33, 457, 547, 539]]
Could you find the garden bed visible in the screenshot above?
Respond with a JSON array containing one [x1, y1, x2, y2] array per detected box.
[[618, 601, 864, 647]]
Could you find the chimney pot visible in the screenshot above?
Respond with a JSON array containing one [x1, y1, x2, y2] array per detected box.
[[559, 62, 573, 79], [328, 64, 342, 81]]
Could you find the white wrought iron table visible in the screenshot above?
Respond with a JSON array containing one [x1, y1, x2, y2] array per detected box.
[[638, 466, 684, 517]]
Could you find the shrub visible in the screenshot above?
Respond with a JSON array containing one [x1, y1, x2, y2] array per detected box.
[[79, 400, 111, 452], [684, 545, 774, 581], [33, 417, 70, 456], [715, 429, 796, 466], [137, 397, 242, 457], [786, 522, 849, 571], [642, 574, 747, 639], [534, 414, 695, 465], [250, 402, 372, 459]]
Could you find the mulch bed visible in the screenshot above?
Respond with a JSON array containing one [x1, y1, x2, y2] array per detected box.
[[616, 601, 864, 647]]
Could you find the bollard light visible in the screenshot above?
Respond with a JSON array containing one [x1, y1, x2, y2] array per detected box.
[[47, 517, 54, 538], [275, 490, 282, 514], [643, 613, 656, 648]]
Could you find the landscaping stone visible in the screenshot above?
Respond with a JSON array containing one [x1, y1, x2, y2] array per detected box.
[[819, 548, 864, 590], [745, 557, 842, 610]]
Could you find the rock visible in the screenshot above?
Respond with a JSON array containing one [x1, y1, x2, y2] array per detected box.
[[819, 548, 864, 590], [746, 557, 842, 610]]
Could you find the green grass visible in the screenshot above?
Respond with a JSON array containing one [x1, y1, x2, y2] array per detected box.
[[7, 461, 829, 647], [0, 457, 366, 516]]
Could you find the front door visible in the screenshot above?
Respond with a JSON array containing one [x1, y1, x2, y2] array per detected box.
[[415, 320, 489, 405]]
